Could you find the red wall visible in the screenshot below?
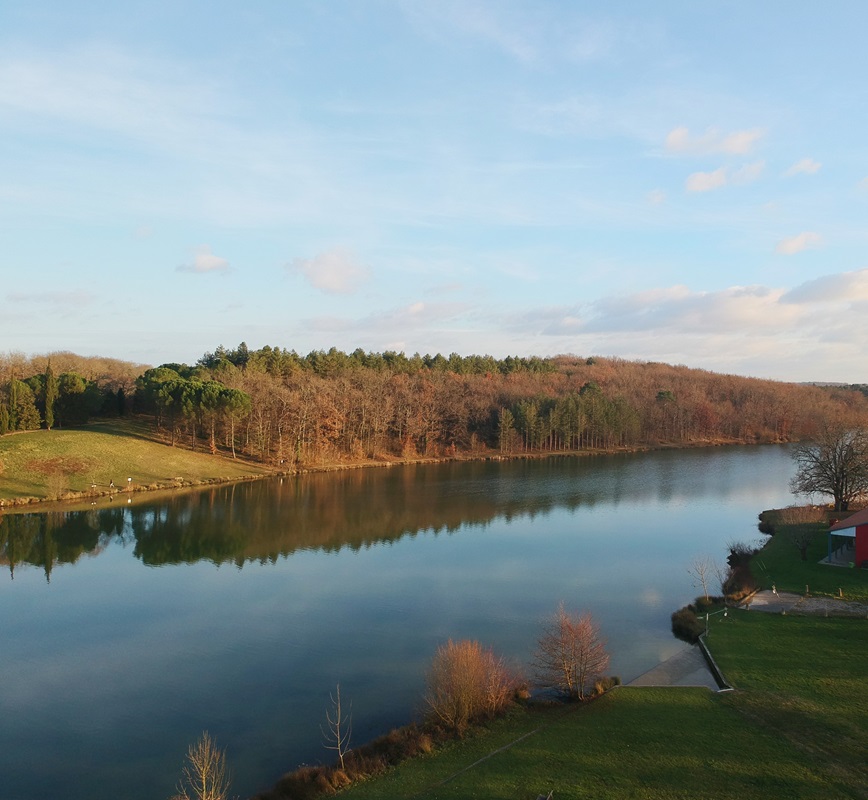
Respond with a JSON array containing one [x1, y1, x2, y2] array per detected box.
[[856, 525, 868, 567]]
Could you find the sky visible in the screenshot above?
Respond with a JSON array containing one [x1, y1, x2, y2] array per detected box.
[[1, 1, 867, 382]]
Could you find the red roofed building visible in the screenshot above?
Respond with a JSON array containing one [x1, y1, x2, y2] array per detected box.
[[829, 508, 868, 567]]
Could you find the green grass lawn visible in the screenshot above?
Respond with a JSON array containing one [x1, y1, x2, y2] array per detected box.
[[340, 611, 867, 800], [751, 522, 868, 602], [0, 418, 270, 502]]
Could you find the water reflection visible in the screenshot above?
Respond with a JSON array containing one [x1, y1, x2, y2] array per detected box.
[[0, 446, 795, 800], [1, 448, 782, 578]]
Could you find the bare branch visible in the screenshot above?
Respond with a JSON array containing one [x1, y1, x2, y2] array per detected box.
[[321, 684, 352, 770], [173, 731, 231, 800], [533, 603, 610, 701]]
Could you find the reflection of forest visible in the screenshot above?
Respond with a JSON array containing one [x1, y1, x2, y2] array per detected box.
[[0, 451, 743, 576]]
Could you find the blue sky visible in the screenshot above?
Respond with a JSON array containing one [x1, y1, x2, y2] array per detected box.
[[2, 1, 867, 381]]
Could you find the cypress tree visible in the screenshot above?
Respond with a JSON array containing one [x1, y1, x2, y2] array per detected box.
[[0, 403, 8, 436], [8, 379, 18, 430], [44, 362, 58, 430]]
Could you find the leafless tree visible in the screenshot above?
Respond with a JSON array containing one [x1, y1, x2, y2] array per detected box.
[[172, 731, 231, 800], [790, 426, 868, 512], [533, 603, 610, 701], [424, 639, 515, 735], [687, 555, 715, 601], [321, 684, 352, 770]]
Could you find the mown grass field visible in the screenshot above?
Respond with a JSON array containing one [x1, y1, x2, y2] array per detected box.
[[339, 613, 867, 800], [0, 418, 270, 503], [751, 521, 868, 602]]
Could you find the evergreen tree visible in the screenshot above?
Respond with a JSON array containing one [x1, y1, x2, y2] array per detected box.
[[11, 380, 41, 430], [44, 362, 58, 430], [0, 403, 8, 436]]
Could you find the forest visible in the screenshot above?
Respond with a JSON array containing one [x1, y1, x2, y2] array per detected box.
[[2, 344, 867, 467]]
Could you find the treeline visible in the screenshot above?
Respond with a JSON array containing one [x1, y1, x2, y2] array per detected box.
[[3, 344, 868, 464]]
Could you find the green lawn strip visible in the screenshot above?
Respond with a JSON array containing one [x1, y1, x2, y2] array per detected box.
[[0, 419, 270, 501], [707, 610, 868, 797], [751, 523, 868, 601], [342, 611, 868, 800], [341, 689, 837, 800]]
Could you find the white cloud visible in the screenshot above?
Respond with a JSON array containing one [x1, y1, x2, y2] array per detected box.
[[647, 189, 666, 205], [685, 167, 727, 192], [775, 232, 822, 255], [665, 126, 764, 155], [782, 269, 868, 304], [289, 248, 370, 294], [731, 160, 765, 185], [684, 161, 763, 192], [177, 245, 230, 274], [784, 158, 821, 177]]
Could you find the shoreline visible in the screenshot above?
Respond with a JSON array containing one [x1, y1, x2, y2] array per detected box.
[[0, 435, 765, 515]]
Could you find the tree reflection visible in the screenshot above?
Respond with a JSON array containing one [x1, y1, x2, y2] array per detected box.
[[0, 452, 724, 577]]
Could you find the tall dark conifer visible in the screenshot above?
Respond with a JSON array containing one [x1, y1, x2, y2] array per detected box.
[[44, 362, 58, 430]]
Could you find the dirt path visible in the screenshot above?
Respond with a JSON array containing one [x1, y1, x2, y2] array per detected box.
[[743, 590, 868, 617]]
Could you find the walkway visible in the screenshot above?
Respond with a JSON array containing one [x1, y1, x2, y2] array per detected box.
[[743, 589, 868, 617], [627, 645, 719, 690]]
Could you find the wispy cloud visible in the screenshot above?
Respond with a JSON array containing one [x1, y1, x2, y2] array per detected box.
[[775, 232, 822, 255], [647, 189, 666, 205], [177, 245, 230, 274], [685, 167, 727, 192], [7, 289, 93, 305], [685, 161, 764, 192], [665, 126, 764, 156], [782, 269, 868, 303], [403, 2, 623, 65], [783, 158, 821, 177], [288, 248, 370, 295]]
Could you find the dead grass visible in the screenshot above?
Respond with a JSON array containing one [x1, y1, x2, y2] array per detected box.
[[0, 418, 272, 504]]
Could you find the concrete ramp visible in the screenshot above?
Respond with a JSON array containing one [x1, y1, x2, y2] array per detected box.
[[627, 645, 719, 690]]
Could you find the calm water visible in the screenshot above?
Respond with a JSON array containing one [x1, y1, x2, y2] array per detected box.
[[0, 446, 794, 800]]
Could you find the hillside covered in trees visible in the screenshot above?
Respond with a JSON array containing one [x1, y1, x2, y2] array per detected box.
[[2, 344, 867, 467]]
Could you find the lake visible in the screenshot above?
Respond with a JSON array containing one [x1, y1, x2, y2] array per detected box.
[[0, 445, 795, 800]]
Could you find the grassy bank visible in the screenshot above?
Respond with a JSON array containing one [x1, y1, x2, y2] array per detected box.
[[0, 418, 271, 504], [336, 610, 866, 800], [752, 516, 868, 602]]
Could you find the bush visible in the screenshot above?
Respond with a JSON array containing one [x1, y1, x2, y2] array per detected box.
[[593, 675, 621, 695], [779, 505, 826, 526], [757, 512, 775, 535], [722, 563, 757, 601], [693, 595, 717, 613], [671, 606, 704, 643], [424, 639, 518, 735]]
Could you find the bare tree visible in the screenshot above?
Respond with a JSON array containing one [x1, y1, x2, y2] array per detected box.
[[424, 639, 515, 735], [687, 555, 715, 601], [790, 426, 868, 512], [172, 731, 231, 800], [321, 684, 352, 770], [789, 527, 816, 561], [533, 603, 610, 701]]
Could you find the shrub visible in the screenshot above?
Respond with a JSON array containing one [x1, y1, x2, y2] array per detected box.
[[593, 675, 621, 695], [671, 606, 704, 643], [424, 639, 517, 735], [779, 505, 826, 526], [721, 562, 757, 601], [693, 595, 721, 613]]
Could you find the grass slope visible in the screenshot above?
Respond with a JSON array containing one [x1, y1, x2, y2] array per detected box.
[[341, 613, 867, 800], [751, 523, 868, 602], [0, 418, 270, 503]]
